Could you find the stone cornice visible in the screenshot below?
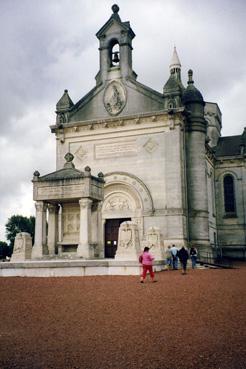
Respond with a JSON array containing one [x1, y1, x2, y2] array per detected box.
[[50, 108, 185, 134]]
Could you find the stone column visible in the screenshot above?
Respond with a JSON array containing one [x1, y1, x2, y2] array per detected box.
[[47, 204, 59, 256], [58, 204, 63, 256], [32, 201, 48, 259], [186, 130, 209, 248], [101, 218, 106, 258], [77, 199, 92, 258], [97, 202, 104, 258]]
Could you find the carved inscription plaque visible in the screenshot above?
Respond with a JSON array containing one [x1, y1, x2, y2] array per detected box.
[[37, 184, 85, 200], [95, 139, 137, 159]]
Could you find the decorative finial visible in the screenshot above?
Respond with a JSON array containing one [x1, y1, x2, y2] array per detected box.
[[64, 89, 68, 93], [65, 152, 74, 162], [84, 166, 91, 177], [98, 172, 104, 178], [33, 170, 40, 177], [33, 170, 40, 181], [112, 4, 119, 13], [188, 69, 194, 85], [64, 153, 75, 169]]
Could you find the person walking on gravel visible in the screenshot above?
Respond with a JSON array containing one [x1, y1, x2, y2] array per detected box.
[[189, 246, 198, 269], [139, 247, 156, 283], [177, 246, 189, 275]]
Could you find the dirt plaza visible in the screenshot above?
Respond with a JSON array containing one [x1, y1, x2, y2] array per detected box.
[[0, 264, 245, 369]]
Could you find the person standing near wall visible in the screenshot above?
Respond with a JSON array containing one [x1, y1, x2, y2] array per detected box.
[[177, 246, 189, 275], [170, 244, 179, 270], [189, 246, 198, 269], [165, 245, 172, 270]]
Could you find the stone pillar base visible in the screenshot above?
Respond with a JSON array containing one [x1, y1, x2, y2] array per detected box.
[[31, 244, 49, 259], [77, 243, 91, 259]]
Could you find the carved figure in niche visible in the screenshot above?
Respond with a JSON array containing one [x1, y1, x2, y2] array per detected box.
[[106, 86, 122, 113], [104, 81, 126, 115]]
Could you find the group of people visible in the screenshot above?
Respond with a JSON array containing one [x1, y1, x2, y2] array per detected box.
[[165, 245, 198, 274], [139, 245, 198, 283]]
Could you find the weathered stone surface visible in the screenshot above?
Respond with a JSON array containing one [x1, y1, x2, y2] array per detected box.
[[115, 221, 141, 261], [143, 226, 164, 260], [11, 233, 32, 261]]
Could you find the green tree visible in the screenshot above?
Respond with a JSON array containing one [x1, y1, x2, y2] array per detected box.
[[5, 215, 35, 253], [0, 241, 9, 259]]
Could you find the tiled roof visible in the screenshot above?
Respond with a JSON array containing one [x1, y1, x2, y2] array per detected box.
[[215, 136, 242, 157]]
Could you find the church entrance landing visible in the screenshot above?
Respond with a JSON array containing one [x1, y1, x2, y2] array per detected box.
[[104, 218, 131, 258]]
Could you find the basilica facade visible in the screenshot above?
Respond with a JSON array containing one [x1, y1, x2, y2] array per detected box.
[[31, 5, 246, 261]]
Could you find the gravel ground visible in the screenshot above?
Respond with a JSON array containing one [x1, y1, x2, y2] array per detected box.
[[0, 264, 245, 369]]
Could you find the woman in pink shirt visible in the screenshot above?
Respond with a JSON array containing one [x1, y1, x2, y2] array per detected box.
[[139, 246, 156, 283]]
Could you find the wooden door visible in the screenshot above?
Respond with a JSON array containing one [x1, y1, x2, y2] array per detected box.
[[104, 218, 131, 258]]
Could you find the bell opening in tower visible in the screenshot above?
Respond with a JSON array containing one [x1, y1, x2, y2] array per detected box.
[[109, 40, 120, 67]]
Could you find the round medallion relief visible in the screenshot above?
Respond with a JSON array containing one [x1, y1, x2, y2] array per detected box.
[[104, 81, 126, 116]]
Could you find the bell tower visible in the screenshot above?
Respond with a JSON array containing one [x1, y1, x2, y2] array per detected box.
[[96, 4, 136, 84]]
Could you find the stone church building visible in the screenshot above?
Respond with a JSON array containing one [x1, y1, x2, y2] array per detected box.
[[31, 5, 246, 261]]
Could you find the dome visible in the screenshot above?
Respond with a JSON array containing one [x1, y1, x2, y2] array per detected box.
[[182, 70, 204, 105]]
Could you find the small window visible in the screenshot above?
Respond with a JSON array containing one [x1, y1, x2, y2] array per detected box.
[[223, 175, 236, 213]]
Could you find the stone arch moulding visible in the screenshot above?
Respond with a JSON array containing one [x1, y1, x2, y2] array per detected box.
[[217, 170, 241, 182], [102, 172, 154, 218]]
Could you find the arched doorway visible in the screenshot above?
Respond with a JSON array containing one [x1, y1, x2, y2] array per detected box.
[[102, 172, 154, 258]]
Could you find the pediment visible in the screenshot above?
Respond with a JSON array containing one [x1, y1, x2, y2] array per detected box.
[[66, 78, 163, 123], [96, 16, 134, 39]]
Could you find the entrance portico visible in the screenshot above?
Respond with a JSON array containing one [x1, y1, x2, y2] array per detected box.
[[31, 153, 104, 259]]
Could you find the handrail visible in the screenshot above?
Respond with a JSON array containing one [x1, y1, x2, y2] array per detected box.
[[197, 250, 234, 268]]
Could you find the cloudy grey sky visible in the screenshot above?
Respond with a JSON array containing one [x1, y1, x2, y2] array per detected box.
[[0, 0, 245, 241]]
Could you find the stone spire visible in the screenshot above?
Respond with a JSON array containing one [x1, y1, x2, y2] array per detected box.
[[163, 47, 184, 110], [169, 46, 181, 72], [56, 89, 74, 112], [56, 89, 74, 125]]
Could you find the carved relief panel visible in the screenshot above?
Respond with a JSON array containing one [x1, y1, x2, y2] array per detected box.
[[104, 81, 126, 116], [62, 203, 80, 243]]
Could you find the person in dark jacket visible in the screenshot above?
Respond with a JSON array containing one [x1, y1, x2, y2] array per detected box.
[[189, 247, 198, 269], [177, 246, 189, 274]]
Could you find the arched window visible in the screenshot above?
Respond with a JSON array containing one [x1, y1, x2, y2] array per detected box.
[[109, 39, 120, 67], [223, 175, 236, 213]]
